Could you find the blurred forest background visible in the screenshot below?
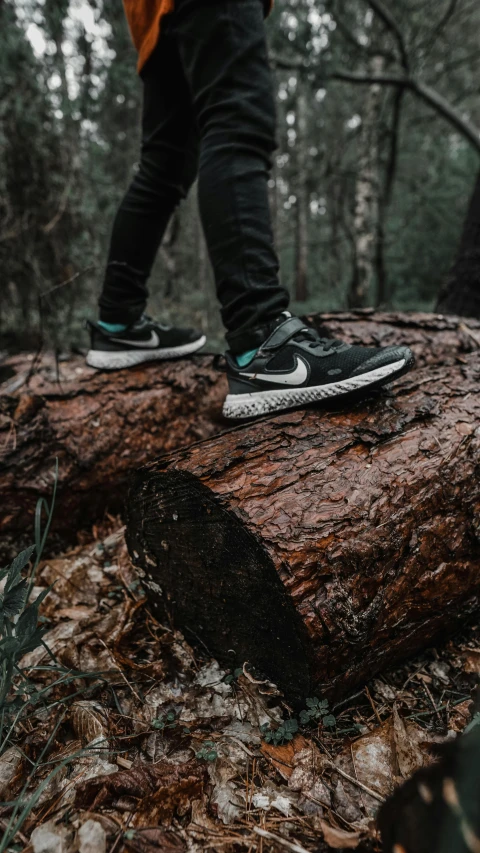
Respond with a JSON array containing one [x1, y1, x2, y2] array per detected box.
[[1, 0, 480, 352]]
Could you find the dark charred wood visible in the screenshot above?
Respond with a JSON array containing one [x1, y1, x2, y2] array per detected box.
[[126, 353, 480, 707]]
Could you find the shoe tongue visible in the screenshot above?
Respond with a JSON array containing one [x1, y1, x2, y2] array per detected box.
[[135, 315, 151, 330], [295, 329, 344, 350], [269, 311, 292, 333]]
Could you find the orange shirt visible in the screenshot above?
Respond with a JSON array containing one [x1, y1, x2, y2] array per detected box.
[[123, 0, 273, 73]]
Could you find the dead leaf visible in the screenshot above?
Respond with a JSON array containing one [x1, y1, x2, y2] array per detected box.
[[332, 777, 365, 824], [463, 648, 480, 674], [20, 620, 78, 668], [75, 760, 205, 825], [38, 555, 105, 615], [416, 672, 433, 684], [71, 702, 108, 745], [332, 710, 441, 822], [260, 734, 309, 780], [0, 746, 22, 799], [348, 719, 395, 800], [209, 766, 242, 824], [288, 745, 331, 816], [56, 605, 97, 620], [392, 706, 426, 779], [455, 421, 474, 436], [64, 752, 118, 807], [251, 782, 298, 816], [448, 699, 473, 733], [31, 821, 72, 853], [208, 741, 246, 824], [319, 820, 362, 849], [428, 661, 451, 684], [122, 828, 185, 853], [78, 819, 106, 853], [372, 679, 396, 701]]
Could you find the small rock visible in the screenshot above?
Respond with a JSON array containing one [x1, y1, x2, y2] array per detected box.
[[429, 661, 450, 684], [79, 819, 106, 853], [31, 821, 70, 853], [372, 679, 396, 701]]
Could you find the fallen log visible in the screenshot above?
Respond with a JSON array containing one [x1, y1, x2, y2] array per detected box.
[[1, 310, 479, 550], [126, 352, 480, 707], [0, 354, 227, 554], [305, 309, 480, 365]]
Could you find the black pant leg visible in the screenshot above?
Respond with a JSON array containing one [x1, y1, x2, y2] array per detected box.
[[174, 0, 290, 354], [99, 33, 198, 325]]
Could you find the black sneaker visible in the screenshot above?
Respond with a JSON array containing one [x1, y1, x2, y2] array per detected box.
[[223, 313, 415, 419], [86, 316, 206, 370]]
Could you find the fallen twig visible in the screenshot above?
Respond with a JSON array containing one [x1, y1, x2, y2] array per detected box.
[[253, 826, 311, 853]]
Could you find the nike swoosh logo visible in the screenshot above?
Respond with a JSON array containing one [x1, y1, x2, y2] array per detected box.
[[240, 355, 309, 386], [114, 331, 160, 349]]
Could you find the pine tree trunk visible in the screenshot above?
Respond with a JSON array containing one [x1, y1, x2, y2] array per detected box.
[[349, 56, 384, 309], [437, 170, 480, 319], [295, 79, 309, 302], [126, 351, 480, 707]]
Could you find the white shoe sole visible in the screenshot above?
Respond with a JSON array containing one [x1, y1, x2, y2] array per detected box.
[[223, 358, 407, 419], [86, 335, 206, 370]]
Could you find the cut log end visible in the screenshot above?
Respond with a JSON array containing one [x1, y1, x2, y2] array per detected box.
[[126, 471, 311, 706], [126, 352, 480, 707]]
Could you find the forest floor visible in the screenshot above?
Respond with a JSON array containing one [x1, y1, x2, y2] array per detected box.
[[1, 520, 479, 853]]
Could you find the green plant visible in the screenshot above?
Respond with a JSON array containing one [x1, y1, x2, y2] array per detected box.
[[195, 740, 218, 762], [0, 545, 51, 712], [152, 710, 177, 730], [261, 718, 299, 745], [0, 713, 89, 853], [299, 697, 336, 729], [223, 667, 244, 685], [0, 462, 59, 746]]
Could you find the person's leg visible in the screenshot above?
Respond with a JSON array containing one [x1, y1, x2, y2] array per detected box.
[[173, 0, 290, 356], [87, 26, 206, 370], [98, 32, 199, 327]]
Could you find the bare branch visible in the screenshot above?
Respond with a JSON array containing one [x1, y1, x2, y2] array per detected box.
[[270, 46, 480, 155], [413, 78, 480, 152], [329, 70, 480, 153], [270, 54, 304, 71], [329, 69, 408, 87], [364, 0, 410, 71], [331, 10, 396, 63], [417, 0, 459, 53]]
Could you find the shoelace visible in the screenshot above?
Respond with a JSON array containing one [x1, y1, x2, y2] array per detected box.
[[141, 314, 172, 331], [272, 312, 342, 354], [294, 327, 343, 353]]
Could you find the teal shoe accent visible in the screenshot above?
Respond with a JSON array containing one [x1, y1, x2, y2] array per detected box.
[[98, 320, 128, 333], [236, 348, 258, 367]]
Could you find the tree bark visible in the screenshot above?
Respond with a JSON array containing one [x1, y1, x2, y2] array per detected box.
[[126, 352, 480, 708], [349, 56, 384, 308], [436, 170, 480, 319], [2, 310, 479, 551], [305, 309, 480, 366], [294, 78, 309, 302], [0, 354, 227, 555]]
